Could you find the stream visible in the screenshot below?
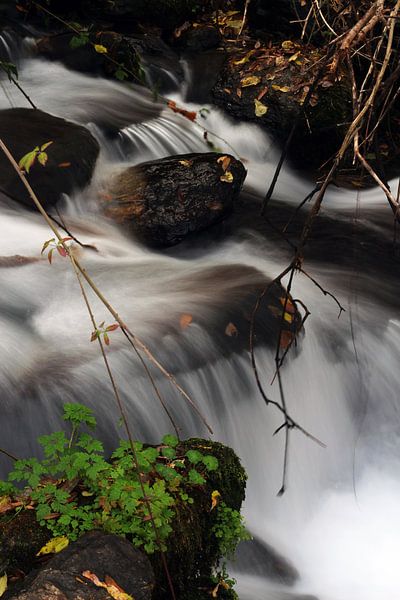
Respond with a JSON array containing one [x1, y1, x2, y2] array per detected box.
[[1, 32, 400, 600]]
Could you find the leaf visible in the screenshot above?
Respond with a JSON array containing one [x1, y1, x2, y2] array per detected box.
[[70, 34, 89, 49], [272, 85, 290, 93], [57, 246, 67, 257], [18, 148, 38, 173], [37, 152, 48, 167], [280, 330, 294, 350], [225, 322, 238, 337], [254, 98, 268, 117], [82, 571, 133, 600], [90, 331, 98, 342], [105, 324, 119, 332], [211, 490, 221, 510], [220, 171, 233, 183], [0, 574, 7, 598], [282, 40, 295, 51], [233, 50, 255, 66], [0, 496, 13, 515], [103, 332, 110, 346], [240, 75, 261, 88], [180, 313, 193, 329], [41, 238, 55, 254], [288, 51, 301, 63], [178, 159, 193, 167], [94, 44, 108, 54], [284, 312, 293, 323], [58, 162, 71, 168], [167, 100, 197, 122], [115, 68, 128, 81], [36, 536, 69, 556], [217, 155, 231, 172], [47, 248, 54, 264], [40, 141, 53, 152]]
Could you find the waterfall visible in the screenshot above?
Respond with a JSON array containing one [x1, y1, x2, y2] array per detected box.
[[1, 39, 400, 600]]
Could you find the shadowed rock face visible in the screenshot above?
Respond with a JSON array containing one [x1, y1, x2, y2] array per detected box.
[[101, 152, 247, 246], [4, 530, 154, 600], [0, 108, 99, 210]]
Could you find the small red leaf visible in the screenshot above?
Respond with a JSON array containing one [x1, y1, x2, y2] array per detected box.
[[90, 331, 98, 342], [105, 324, 119, 332], [48, 249, 54, 264], [57, 246, 67, 257], [103, 332, 110, 346]]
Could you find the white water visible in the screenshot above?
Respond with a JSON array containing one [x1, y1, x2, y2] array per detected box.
[[1, 37, 400, 600]]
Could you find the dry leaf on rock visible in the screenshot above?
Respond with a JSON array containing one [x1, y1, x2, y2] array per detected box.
[[254, 98, 268, 117], [180, 313, 193, 329]]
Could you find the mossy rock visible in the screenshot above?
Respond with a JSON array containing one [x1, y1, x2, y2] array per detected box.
[[151, 439, 247, 600], [0, 439, 247, 600]]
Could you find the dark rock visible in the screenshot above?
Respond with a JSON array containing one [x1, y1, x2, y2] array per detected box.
[[5, 530, 154, 600], [101, 152, 247, 246], [0, 108, 99, 210], [178, 25, 221, 53], [212, 41, 352, 170], [36, 32, 183, 93], [235, 536, 299, 585]]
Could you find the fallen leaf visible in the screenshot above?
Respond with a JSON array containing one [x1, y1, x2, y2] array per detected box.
[[217, 155, 231, 172], [82, 571, 133, 600], [58, 162, 72, 168], [0, 574, 7, 598], [220, 171, 233, 183], [207, 200, 224, 211], [272, 84, 290, 93], [236, 87, 242, 98], [254, 98, 268, 117], [288, 51, 301, 62], [167, 100, 197, 122], [233, 50, 255, 66], [240, 75, 261, 87], [36, 536, 69, 556], [225, 322, 238, 337], [282, 40, 295, 51], [178, 159, 193, 167], [284, 312, 293, 323], [180, 313, 193, 329]]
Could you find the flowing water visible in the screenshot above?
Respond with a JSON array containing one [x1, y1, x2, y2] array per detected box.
[[1, 33, 400, 600]]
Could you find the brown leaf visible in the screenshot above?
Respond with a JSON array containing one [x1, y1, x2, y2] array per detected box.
[[240, 75, 261, 87], [180, 313, 193, 329], [217, 155, 231, 172], [167, 100, 197, 122], [225, 322, 238, 337], [280, 330, 294, 350]]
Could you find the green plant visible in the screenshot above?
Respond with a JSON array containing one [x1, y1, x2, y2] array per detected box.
[[212, 501, 251, 558], [0, 403, 223, 554]]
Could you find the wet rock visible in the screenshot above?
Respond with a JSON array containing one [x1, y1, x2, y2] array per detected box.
[[101, 152, 247, 246], [0, 108, 99, 210], [235, 536, 299, 585], [5, 530, 154, 600], [212, 41, 352, 170], [36, 32, 183, 93]]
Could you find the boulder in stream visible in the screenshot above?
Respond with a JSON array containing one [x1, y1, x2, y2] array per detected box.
[[0, 108, 99, 210], [101, 152, 247, 246], [4, 530, 154, 600]]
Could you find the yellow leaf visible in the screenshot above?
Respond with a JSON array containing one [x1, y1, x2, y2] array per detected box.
[[0, 574, 7, 598], [179, 159, 193, 167], [272, 84, 290, 93], [220, 171, 233, 183], [36, 536, 69, 556], [211, 490, 221, 510], [94, 44, 108, 54], [233, 50, 255, 66], [254, 98, 268, 117], [282, 40, 295, 51], [288, 51, 301, 62], [284, 312, 293, 323], [240, 75, 260, 87], [180, 313, 193, 329]]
